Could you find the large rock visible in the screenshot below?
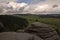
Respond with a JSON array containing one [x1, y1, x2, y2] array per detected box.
[[16, 30, 24, 33], [24, 22, 60, 40], [0, 32, 43, 40], [0, 22, 5, 32]]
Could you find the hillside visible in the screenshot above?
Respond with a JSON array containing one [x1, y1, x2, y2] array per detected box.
[[14, 14, 60, 33], [0, 15, 60, 34], [0, 15, 28, 31]]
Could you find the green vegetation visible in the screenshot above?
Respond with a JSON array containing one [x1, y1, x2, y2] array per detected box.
[[0, 15, 28, 31], [15, 14, 60, 33], [0, 15, 60, 33]]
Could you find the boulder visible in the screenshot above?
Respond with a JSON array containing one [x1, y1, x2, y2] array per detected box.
[[16, 30, 24, 33], [24, 22, 60, 40], [0, 32, 43, 40], [0, 22, 5, 32]]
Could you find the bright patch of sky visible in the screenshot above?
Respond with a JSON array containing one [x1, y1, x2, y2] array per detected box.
[[17, 0, 45, 4], [17, 0, 33, 4]]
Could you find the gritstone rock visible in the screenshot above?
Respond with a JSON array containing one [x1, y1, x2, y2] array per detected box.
[[24, 22, 60, 40], [0, 32, 43, 40], [0, 22, 5, 32]]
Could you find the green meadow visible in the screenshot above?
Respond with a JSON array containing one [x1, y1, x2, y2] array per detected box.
[[0, 15, 60, 34], [15, 14, 60, 33]]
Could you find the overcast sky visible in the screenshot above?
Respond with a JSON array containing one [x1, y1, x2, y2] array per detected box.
[[0, 0, 60, 14]]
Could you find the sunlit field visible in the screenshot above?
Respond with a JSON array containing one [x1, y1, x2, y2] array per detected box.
[[14, 14, 60, 33]]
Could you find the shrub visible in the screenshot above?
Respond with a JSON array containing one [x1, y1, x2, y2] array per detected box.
[[0, 15, 28, 31]]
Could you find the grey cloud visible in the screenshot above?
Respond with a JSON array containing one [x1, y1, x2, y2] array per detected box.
[[53, 5, 59, 8], [0, 1, 28, 14], [0, 7, 3, 13], [0, 0, 60, 15]]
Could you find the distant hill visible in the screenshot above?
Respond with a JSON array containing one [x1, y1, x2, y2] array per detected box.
[[38, 14, 60, 18], [14, 14, 60, 18]]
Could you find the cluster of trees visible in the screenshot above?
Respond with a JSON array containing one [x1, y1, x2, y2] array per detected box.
[[0, 15, 28, 32]]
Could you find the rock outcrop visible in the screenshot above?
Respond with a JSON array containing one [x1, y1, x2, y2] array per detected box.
[[0, 32, 43, 40], [0, 22, 5, 32], [24, 22, 60, 40]]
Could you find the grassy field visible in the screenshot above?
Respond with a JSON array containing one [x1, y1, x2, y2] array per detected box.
[[14, 14, 60, 32], [0, 15, 60, 33]]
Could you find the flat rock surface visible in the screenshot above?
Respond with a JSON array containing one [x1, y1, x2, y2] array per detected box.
[[0, 32, 43, 40]]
